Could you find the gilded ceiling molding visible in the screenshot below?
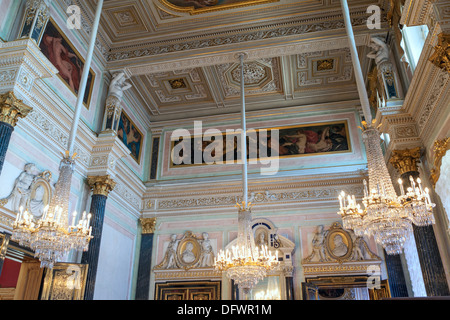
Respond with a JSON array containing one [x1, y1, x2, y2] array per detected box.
[[389, 147, 421, 175], [0, 91, 32, 127], [159, 0, 279, 15], [430, 137, 450, 186], [429, 33, 450, 73]]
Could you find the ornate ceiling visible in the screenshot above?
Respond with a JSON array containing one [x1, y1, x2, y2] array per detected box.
[[74, 0, 389, 122]]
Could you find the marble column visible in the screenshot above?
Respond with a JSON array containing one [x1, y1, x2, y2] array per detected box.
[[383, 250, 409, 297], [390, 148, 450, 296], [135, 217, 156, 300], [284, 266, 294, 300], [0, 92, 32, 174], [81, 175, 116, 300]]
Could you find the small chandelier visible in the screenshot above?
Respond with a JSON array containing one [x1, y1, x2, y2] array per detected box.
[[214, 202, 279, 294], [214, 53, 279, 296], [12, 152, 93, 268], [337, 121, 435, 255]]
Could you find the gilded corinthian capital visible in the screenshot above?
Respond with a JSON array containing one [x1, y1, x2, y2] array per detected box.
[[140, 217, 156, 234], [429, 33, 450, 73], [0, 91, 32, 127], [87, 175, 116, 197], [389, 147, 422, 175]]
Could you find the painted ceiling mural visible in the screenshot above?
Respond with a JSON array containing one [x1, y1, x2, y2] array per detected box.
[[161, 0, 278, 12]]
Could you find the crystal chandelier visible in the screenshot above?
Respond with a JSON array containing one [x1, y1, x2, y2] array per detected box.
[[337, 0, 435, 256], [12, 153, 93, 268], [11, 0, 104, 268], [214, 53, 280, 296], [214, 203, 279, 293], [337, 122, 435, 255]]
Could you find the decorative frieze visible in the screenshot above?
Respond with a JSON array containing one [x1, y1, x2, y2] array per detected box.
[[152, 186, 364, 210], [107, 15, 371, 63], [417, 70, 449, 132]]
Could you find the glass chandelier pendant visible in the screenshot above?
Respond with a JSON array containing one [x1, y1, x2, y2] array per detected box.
[[337, 121, 435, 255], [214, 203, 279, 294], [12, 152, 93, 268]]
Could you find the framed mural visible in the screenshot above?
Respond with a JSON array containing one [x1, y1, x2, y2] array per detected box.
[[170, 120, 351, 167], [118, 111, 143, 164], [39, 19, 95, 109], [161, 0, 279, 13]]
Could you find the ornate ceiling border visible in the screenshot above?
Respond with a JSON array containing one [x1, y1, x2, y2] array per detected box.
[[107, 11, 380, 65]]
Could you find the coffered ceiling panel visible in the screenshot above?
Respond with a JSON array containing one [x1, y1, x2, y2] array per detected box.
[[293, 48, 355, 91], [131, 68, 216, 115], [78, 0, 387, 122], [214, 58, 283, 99], [101, 0, 155, 41]]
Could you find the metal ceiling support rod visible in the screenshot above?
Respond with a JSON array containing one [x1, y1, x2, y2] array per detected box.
[[67, 0, 104, 155], [340, 0, 373, 123], [238, 53, 248, 206]]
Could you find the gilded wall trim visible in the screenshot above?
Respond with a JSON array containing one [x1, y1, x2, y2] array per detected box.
[[430, 137, 450, 186]]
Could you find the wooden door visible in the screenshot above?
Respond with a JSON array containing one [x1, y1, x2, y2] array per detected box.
[[14, 260, 44, 300]]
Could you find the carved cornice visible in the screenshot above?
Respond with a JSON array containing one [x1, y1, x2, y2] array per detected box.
[[87, 175, 117, 197], [108, 12, 372, 62], [0, 39, 58, 93], [430, 137, 450, 186], [88, 133, 131, 177], [145, 175, 366, 211], [0, 91, 32, 127], [140, 217, 156, 234], [389, 147, 422, 175], [400, 0, 433, 27]]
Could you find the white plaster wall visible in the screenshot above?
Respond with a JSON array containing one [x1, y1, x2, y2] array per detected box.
[[94, 219, 136, 300]]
